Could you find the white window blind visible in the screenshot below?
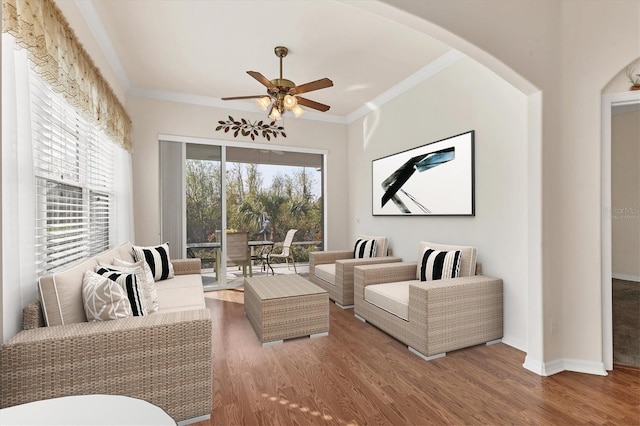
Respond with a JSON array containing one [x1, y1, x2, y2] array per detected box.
[[30, 69, 114, 275]]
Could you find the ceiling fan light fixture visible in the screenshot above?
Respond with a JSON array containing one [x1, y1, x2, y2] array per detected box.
[[222, 46, 333, 121], [268, 105, 282, 121], [292, 104, 305, 118], [283, 94, 297, 109], [255, 96, 271, 111]]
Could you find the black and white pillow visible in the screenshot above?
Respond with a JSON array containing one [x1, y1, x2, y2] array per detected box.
[[354, 238, 377, 259], [111, 258, 159, 313], [95, 266, 147, 316], [132, 243, 174, 281], [419, 247, 462, 281]]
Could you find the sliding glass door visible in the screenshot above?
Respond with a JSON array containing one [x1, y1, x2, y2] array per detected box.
[[160, 141, 224, 288], [160, 138, 324, 290], [185, 144, 223, 288]]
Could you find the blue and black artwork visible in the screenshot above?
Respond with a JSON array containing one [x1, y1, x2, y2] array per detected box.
[[381, 147, 455, 214]]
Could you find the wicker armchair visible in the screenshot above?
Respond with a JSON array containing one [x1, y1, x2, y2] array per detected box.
[[353, 242, 503, 361], [309, 235, 402, 308]]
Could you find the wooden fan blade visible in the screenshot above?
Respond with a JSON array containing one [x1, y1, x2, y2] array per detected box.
[[292, 78, 333, 95], [247, 71, 276, 90], [221, 95, 266, 101], [296, 96, 331, 112]]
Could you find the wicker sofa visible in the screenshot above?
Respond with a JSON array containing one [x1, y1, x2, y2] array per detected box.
[[354, 241, 503, 361], [0, 242, 212, 425], [309, 235, 402, 308]]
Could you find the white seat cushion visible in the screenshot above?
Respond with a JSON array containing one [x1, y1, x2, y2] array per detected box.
[[155, 274, 205, 312], [314, 264, 336, 285], [364, 280, 416, 321]]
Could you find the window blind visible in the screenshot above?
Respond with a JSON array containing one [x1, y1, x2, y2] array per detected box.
[[30, 68, 114, 275]]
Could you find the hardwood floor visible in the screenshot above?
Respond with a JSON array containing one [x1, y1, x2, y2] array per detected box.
[[195, 289, 640, 426], [613, 279, 640, 367]]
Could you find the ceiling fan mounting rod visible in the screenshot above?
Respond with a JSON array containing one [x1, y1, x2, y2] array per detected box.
[[270, 46, 295, 92], [274, 46, 288, 81]]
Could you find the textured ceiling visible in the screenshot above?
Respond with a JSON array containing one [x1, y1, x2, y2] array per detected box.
[[79, 0, 452, 121]]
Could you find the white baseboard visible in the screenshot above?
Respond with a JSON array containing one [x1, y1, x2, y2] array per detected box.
[[612, 273, 640, 283], [541, 359, 566, 376], [522, 355, 543, 375], [563, 358, 608, 376], [523, 356, 564, 376], [523, 356, 607, 376]]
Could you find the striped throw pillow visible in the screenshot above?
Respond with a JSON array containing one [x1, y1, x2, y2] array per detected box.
[[354, 238, 377, 259], [132, 243, 175, 281], [95, 267, 147, 316], [419, 247, 462, 281], [111, 258, 159, 312]]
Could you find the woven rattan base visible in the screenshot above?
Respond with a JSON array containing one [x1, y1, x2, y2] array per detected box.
[[244, 275, 329, 345]]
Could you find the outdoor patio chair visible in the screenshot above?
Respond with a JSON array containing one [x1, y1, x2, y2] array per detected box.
[[264, 229, 298, 275], [226, 232, 252, 277]]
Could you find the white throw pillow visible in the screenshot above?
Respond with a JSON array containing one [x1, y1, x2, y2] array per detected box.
[[82, 270, 132, 322]]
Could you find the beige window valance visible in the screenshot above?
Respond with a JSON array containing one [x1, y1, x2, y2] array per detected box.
[[2, 0, 132, 152]]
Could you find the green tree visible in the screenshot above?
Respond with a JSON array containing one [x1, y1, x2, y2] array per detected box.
[[262, 168, 323, 261], [185, 160, 222, 267], [187, 161, 323, 262]]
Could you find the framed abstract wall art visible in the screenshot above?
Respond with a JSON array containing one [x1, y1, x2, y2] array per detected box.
[[372, 130, 475, 216]]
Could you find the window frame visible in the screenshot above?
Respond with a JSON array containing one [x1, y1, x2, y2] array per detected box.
[[29, 68, 115, 276]]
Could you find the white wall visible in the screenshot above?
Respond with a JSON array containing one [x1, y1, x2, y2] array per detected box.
[[611, 110, 640, 282], [126, 96, 350, 250], [348, 56, 529, 350]]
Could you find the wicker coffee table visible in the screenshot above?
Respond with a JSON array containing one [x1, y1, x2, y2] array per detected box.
[[244, 274, 329, 346]]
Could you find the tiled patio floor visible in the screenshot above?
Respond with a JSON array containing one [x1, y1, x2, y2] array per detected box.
[[202, 261, 309, 291]]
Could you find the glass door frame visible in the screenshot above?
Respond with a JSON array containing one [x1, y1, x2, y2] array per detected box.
[[158, 133, 328, 289]]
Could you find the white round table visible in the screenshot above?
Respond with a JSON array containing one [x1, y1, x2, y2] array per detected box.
[[0, 395, 176, 425]]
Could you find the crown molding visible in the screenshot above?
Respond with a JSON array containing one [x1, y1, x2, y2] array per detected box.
[[74, 0, 130, 90], [127, 87, 348, 124]]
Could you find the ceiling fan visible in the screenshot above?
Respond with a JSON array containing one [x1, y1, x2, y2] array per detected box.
[[222, 46, 333, 120]]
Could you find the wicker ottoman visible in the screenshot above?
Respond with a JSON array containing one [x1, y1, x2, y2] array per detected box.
[[244, 275, 329, 346]]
